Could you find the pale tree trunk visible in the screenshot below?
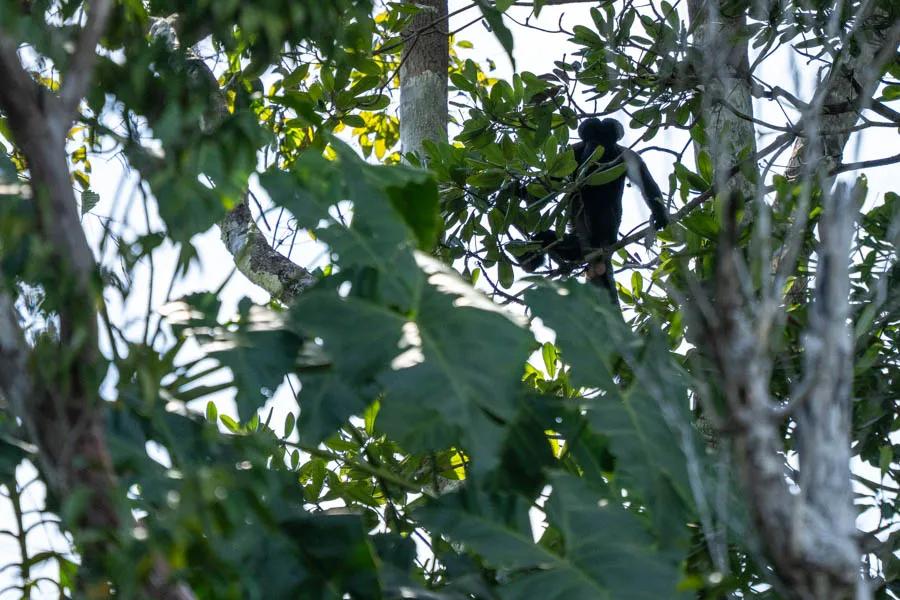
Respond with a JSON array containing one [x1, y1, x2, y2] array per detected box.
[[686, 0, 757, 196], [685, 3, 891, 598], [709, 185, 863, 600], [398, 0, 457, 497], [782, 14, 899, 584], [780, 6, 899, 305], [685, 1, 874, 597], [399, 0, 449, 158], [780, 8, 899, 598], [794, 181, 861, 600]]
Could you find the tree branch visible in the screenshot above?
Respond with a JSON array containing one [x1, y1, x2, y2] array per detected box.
[[59, 0, 114, 119], [220, 202, 316, 304], [785, 7, 900, 181], [869, 100, 900, 124], [145, 18, 316, 304], [832, 152, 900, 175], [0, 30, 95, 289], [609, 132, 797, 254], [0, 32, 47, 126], [793, 182, 861, 593]]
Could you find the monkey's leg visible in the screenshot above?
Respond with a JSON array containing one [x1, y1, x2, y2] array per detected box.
[[586, 259, 620, 309]]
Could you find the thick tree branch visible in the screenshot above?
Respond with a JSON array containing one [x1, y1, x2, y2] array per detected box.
[[0, 32, 95, 290], [146, 17, 316, 304], [59, 0, 114, 119], [0, 16, 195, 598], [0, 35, 46, 124], [220, 202, 316, 304], [832, 152, 900, 175], [785, 7, 900, 181], [869, 100, 900, 124]]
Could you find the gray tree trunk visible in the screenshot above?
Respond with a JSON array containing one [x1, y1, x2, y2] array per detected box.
[[785, 7, 898, 181], [399, 0, 449, 159], [687, 3, 868, 599], [686, 0, 757, 196]]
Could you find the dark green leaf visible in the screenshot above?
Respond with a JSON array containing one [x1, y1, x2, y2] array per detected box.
[[476, 0, 515, 68]]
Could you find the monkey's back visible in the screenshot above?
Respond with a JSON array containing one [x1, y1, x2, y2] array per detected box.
[[570, 142, 627, 252]]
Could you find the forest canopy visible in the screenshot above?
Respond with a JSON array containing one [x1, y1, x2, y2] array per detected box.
[[0, 1, 898, 599]]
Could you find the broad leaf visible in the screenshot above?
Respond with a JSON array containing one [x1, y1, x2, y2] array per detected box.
[[378, 256, 532, 471]]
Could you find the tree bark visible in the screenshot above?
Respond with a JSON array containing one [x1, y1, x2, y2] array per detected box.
[[785, 6, 899, 181], [399, 0, 449, 158], [794, 182, 860, 599], [219, 201, 316, 304], [778, 6, 899, 305], [147, 16, 316, 306], [0, 12, 195, 598], [706, 187, 863, 600], [686, 0, 757, 196], [687, 3, 868, 598]]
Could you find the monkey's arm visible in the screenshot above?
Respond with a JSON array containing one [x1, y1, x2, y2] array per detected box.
[[622, 149, 668, 229]]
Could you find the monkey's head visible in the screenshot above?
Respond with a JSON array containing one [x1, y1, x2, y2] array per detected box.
[[578, 117, 624, 148]]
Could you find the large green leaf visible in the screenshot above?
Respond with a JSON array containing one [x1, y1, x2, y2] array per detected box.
[[133, 112, 270, 241], [336, 142, 441, 251], [416, 486, 552, 570], [526, 283, 699, 538], [289, 289, 406, 444], [378, 256, 532, 471], [280, 513, 382, 599], [265, 147, 529, 465], [418, 474, 687, 599], [261, 142, 433, 309], [525, 474, 688, 600], [164, 295, 303, 419], [211, 326, 304, 420], [525, 283, 634, 392]]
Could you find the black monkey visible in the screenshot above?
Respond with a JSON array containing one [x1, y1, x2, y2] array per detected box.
[[519, 117, 669, 304]]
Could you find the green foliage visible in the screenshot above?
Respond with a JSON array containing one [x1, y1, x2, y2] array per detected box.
[[417, 471, 687, 599], [155, 187, 706, 595], [474, 0, 515, 68]]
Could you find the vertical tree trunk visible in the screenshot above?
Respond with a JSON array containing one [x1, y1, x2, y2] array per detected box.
[[399, 0, 449, 158], [0, 12, 195, 598], [686, 4, 877, 598], [686, 0, 757, 195], [795, 182, 861, 600], [785, 7, 897, 182]]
